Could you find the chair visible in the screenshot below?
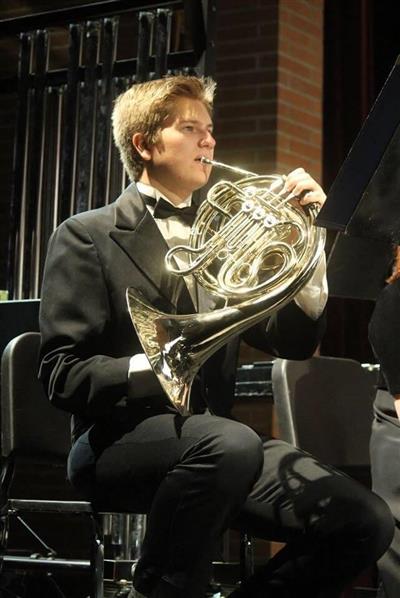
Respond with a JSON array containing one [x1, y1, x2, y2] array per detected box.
[[271, 355, 380, 597], [0, 331, 143, 598], [271, 355, 378, 484], [272, 357, 377, 484], [0, 332, 241, 597]]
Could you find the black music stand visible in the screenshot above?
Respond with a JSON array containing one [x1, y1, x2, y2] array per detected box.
[[316, 56, 400, 300]]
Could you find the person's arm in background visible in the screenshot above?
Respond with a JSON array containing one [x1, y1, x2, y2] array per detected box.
[[369, 279, 400, 419]]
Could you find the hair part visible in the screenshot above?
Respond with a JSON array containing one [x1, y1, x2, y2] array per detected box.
[[112, 75, 216, 181]]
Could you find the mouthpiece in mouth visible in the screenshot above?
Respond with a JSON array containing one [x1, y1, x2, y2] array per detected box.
[[198, 157, 257, 178]]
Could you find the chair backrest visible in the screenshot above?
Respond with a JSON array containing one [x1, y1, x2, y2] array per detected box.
[[1, 332, 71, 459], [271, 356, 378, 469]]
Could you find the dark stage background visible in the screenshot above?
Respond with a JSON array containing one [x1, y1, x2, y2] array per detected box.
[[322, 0, 400, 362]]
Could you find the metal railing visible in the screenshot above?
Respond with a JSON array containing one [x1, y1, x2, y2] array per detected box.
[[2, 0, 216, 299]]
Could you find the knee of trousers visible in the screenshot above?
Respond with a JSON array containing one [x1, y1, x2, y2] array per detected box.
[[358, 490, 395, 561], [326, 483, 395, 563], [203, 422, 264, 494]]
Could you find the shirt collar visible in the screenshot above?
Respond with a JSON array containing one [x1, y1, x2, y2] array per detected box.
[[136, 181, 192, 208]]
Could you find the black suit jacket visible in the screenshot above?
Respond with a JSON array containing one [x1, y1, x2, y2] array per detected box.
[[38, 183, 326, 442]]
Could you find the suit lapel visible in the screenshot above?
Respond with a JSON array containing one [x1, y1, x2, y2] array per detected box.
[[109, 183, 195, 314]]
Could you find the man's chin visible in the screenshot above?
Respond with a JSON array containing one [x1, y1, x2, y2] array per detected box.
[[188, 174, 209, 192], [192, 177, 209, 191], [199, 170, 212, 185]]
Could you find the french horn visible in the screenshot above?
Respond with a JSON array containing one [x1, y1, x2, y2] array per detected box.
[[127, 158, 326, 415]]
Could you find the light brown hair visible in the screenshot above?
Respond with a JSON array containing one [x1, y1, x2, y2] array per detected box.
[[112, 75, 216, 181]]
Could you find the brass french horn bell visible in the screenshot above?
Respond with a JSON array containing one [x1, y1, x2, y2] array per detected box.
[[127, 157, 326, 415]]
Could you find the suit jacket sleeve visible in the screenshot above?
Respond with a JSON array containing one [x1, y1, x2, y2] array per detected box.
[[38, 217, 130, 417]]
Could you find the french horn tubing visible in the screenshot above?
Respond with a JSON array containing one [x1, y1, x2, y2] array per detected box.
[[127, 158, 326, 415]]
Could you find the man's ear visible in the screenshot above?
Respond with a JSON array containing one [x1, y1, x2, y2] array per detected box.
[[132, 133, 152, 161]]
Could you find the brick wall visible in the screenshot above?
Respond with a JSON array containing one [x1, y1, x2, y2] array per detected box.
[[214, 0, 279, 175], [214, 0, 324, 181], [276, 0, 324, 179]]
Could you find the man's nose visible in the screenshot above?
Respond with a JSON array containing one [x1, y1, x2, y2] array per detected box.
[[200, 131, 216, 148]]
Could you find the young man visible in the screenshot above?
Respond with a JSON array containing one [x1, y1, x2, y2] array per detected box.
[[39, 76, 393, 598]]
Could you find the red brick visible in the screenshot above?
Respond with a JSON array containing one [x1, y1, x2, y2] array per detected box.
[[216, 55, 257, 73], [258, 21, 278, 38], [275, 53, 316, 79], [257, 82, 279, 100], [217, 70, 276, 89], [277, 144, 321, 168], [279, 73, 322, 99], [279, 122, 321, 146], [218, 37, 276, 56], [219, 131, 275, 146], [288, 136, 321, 157], [276, 152, 321, 180], [278, 101, 322, 128], [217, 84, 270, 103], [218, 3, 278, 25], [217, 119, 258, 135], [279, 44, 322, 71], [215, 23, 259, 42], [278, 86, 321, 114], [279, 4, 323, 37], [258, 115, 277, 130], [279, 24, 323, 54], [218, 99, 276, 119], [218, 148, 275, 166]]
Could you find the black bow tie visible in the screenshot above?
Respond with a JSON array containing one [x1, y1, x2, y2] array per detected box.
[[153, 197, 198, 226]]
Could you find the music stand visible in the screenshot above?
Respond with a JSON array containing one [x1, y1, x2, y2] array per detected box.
[[316, 56, 400, 299]]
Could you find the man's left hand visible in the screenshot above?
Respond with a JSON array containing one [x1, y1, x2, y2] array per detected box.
[[284, 167, 326, 210]]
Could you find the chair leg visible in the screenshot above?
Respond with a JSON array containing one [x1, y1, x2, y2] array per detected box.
[[239, 532, 254, 582], [90, 514, 104, 598], [0, 459, 13, 574], [0, 505, 10, 574]]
